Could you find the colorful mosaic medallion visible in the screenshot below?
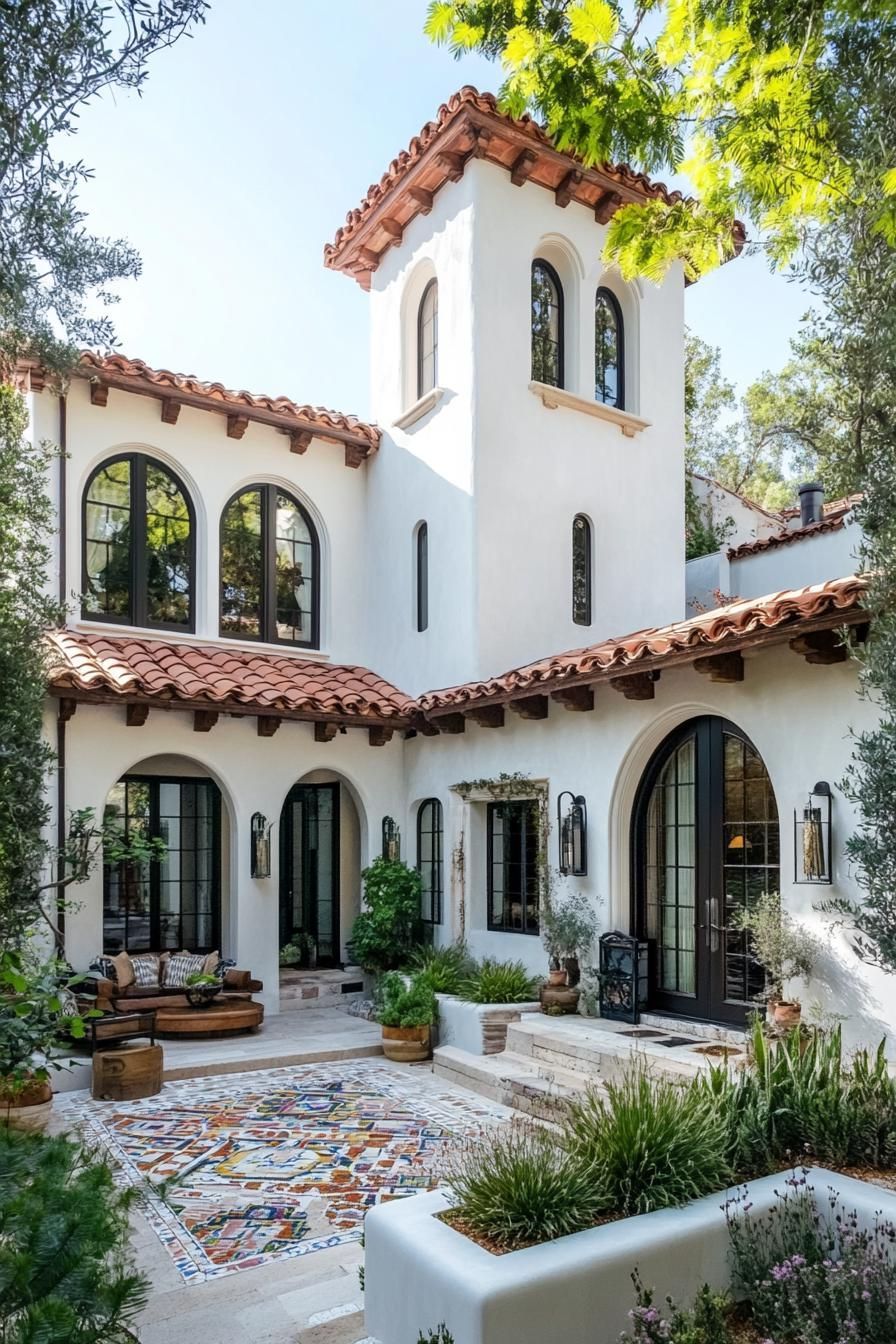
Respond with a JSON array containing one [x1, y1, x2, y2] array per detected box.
[[65, 1059, 510, 1283]]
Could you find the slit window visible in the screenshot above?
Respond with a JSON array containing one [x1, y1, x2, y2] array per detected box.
[[572, 515, 592, 626]]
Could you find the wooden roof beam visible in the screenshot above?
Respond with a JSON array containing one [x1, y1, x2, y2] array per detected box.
[[790, 630, 848, 665], [257, 716, 281, 737], [89, 381, 109, 407], [288, 429, 313, 454], [463, 705, 505, 728], [594, 189, 623, 224], [227, 414, 249, 440], [508, 694, 549, 720], [193, 710, 219, 732], [610, 671, 658, 701], [433, 713, 465, 735], [160, 397, 181, 425], [407, 186, 434, 213], [126, 703, 149, 727], [693, 651, 744, 683], [369, 725, 393, 747], [550, 686, 595, 712], [555, 169, 583, 208], [314, 722, 338, 743], [510, 148, 539, 186]]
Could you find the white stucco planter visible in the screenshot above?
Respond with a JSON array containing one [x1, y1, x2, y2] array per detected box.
[[365, 1168, 896, 1344], [435, 994, 541, 1055]]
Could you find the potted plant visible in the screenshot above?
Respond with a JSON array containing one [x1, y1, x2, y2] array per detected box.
[[184, 972, 222, 1008], [540, 892, 599, 1006], [378, 972, 437, 1063], [0, 949, 86, 1131], [350, 858, 424, 975], [279, 941, 301, 968], [734, 891, 821, 1028]]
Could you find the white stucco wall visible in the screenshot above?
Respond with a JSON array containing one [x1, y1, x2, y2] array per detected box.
[[731, 518, 861, 598], [690, 472, 781, 549]]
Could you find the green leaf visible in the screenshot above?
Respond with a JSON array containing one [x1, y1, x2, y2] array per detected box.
[[568, 0, 618, 47]]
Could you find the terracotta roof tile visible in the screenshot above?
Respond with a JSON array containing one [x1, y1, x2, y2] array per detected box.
[[728, 499, 858, 560], [48, 631, 416, 726], [419, 577, 866, 712], [324, 88, 741, 287]]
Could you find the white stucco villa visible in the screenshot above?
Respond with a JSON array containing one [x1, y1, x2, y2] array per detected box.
[[21, 88, 889, 1048]]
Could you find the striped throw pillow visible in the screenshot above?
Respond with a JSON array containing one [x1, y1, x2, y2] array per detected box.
[[131, 954, 161, 987], [162, 952, 206, 989]]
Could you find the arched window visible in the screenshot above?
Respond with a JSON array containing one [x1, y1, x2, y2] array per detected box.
[[572, 515, 592, 626], [416, 521, 429, 632], [531, 259, 563, 388], [633, 716, 779, 1026], [417, 278, 438, 398], [417, 799, 443, 926], [82, 453, 194, 630], [595, 286, 624, 408], [220, 484, 319, 647]]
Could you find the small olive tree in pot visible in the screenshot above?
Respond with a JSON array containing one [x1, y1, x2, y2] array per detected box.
[[734, 892, 823, 1029]]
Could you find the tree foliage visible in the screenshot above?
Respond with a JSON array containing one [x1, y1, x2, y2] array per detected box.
[[0, 0, 207, 373]]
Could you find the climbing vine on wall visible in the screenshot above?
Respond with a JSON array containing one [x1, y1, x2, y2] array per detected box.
[[450, 772, 556, 918]]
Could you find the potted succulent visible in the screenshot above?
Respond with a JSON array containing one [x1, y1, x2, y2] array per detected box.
[[184, 971, 222, 1008], [734, 891, 821, 1029], [540, 892, 599, 1012], [0, 949, 86, 1131], [378, 972, 437, 1063]]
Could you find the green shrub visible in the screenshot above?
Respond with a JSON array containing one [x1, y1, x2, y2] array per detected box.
[[350, 857, 423, 974], [457, 958, 541, 1004], [407, 941, 474, 995], [417, 1329, 454, 1344], [443, 1124, 600, 1249], [622, 1273, 735, 1344], [0, 1126, 148, 1343], [565, 1066, 731, 1217], [378, 972, 437, 1028]]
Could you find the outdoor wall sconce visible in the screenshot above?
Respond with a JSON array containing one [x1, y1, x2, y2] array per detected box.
[[794, 781, 833, 885], [382, 815, 401, 861], [250, 812, 273, 879], [598, 931, 650, 1023], [557, 791, 588, 876]]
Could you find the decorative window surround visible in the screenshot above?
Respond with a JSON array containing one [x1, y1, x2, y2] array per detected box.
[[393, 386, 445, 430], [529, 381, 650, 437]]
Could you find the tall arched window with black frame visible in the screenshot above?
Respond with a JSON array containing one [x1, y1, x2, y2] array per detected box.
[[219, 484, 320, 647], [531, 259, 563, 388], [82, 453, 195, 630], [417, 799, 443, 927], [417, 278, 438, 398], [572, 514, 592, 626], [416, 521, 428, 632], [595, 286, 624, 408]]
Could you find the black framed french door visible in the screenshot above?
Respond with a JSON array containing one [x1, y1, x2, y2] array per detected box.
[[102, 775, 221, 954], [632, 717, 779, 1026], [279, 783, 340, 967]]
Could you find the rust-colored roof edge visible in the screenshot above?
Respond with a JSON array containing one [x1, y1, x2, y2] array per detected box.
[[727, 514, 849, 560]]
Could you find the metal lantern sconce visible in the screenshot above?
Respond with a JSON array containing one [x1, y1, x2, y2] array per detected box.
[[382, 815, 401, 862], [794, 782, 833, 885], [557, 791, 588, 876], [250, 812, 273, 879]]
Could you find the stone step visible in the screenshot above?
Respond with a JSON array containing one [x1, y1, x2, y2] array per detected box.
[[278, 972, 367, 1012], [506, 1016, 733, 1083], [432, 1044, 604, 1120]]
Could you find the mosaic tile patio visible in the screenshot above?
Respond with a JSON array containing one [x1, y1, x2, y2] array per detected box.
[[65, 1059, 511, 1285]]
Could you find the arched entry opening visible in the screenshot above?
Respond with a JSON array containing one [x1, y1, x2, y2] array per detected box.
[[632, 716, 779, 1026], [279, 771, 362, 968], [102, 756, 227, 955]]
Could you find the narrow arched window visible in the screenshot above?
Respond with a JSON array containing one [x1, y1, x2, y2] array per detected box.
[[572, 514, 592, 626], [595, 287, 624, 408], [416, 521, 428, 632], [417, 799, 443, 926], [417, 279, 438, 398], [82, 453, 194, 630], [531, 259, 563, 388], [220, 484, 319, 647]]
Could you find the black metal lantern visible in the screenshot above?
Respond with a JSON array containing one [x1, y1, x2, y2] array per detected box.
[[250, 812, 272, 879], [598, 930, 649, 1023], [794, 781, 833, 884], [557, 791, 588, 876], [382, 815, 401, 861]]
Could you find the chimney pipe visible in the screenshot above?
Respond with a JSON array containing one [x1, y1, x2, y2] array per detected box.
[[799, 482, 825, 528]]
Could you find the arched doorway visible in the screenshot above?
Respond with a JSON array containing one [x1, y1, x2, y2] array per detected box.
[[632, 716, 779, 1025], [279, 781, 340, 966]]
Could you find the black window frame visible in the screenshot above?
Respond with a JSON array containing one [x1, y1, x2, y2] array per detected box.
[[417, 798, 443, 927], [572, 514, 592, 626], [531, 258, 564, 389], [595, 285, 625, 410], [81, 451, 196, 632], [417, 277, 439, 399], [219, 482, 320, 649], [416, 521, 429, 632], [102, 773, 222, 954], [487, 799, 540, 935]]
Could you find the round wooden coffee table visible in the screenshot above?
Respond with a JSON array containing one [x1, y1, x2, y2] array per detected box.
[[155, 1000, 264, 1037]]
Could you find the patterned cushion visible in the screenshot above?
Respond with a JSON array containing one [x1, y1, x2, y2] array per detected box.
[[131, 954, 160, 988], [89, 956, 117, 981], [215, 957, 237, 982], [162, 952, 206, 988]]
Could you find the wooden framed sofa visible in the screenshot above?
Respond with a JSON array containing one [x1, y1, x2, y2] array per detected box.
[[82, 950, 263, 1015]]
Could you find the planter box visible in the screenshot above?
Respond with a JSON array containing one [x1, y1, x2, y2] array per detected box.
[[435, 994, 541, 1056], [365, 1167, 896, 1344]]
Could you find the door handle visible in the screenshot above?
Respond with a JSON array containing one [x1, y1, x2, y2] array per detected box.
[[702, 898, 723, 952]]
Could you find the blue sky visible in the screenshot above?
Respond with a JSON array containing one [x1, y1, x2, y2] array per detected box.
[[71, 0, 813, 421]]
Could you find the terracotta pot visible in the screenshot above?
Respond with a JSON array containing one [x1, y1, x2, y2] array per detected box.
[[772, 1000, 802, 1030], [381, 1025, 432, 1063], [547, 967, 568, 987], [540, 985, 581, 1016], [0, 1077, 53, 1132]]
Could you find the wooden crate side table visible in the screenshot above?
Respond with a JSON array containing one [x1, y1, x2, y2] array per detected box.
[[92, 1042, 163, 1101]]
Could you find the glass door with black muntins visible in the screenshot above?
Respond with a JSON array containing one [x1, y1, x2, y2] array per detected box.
[[633, 717, 779, 1025], [280, 783, 340, 966]]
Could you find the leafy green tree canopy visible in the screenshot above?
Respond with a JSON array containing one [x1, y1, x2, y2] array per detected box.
[[0, 0, 207, 373], [425, 0, 896, 281]]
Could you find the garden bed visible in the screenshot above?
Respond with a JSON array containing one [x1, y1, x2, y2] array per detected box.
[[365, 1168, 896, 1344], [435, 994, 541, 1055]]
